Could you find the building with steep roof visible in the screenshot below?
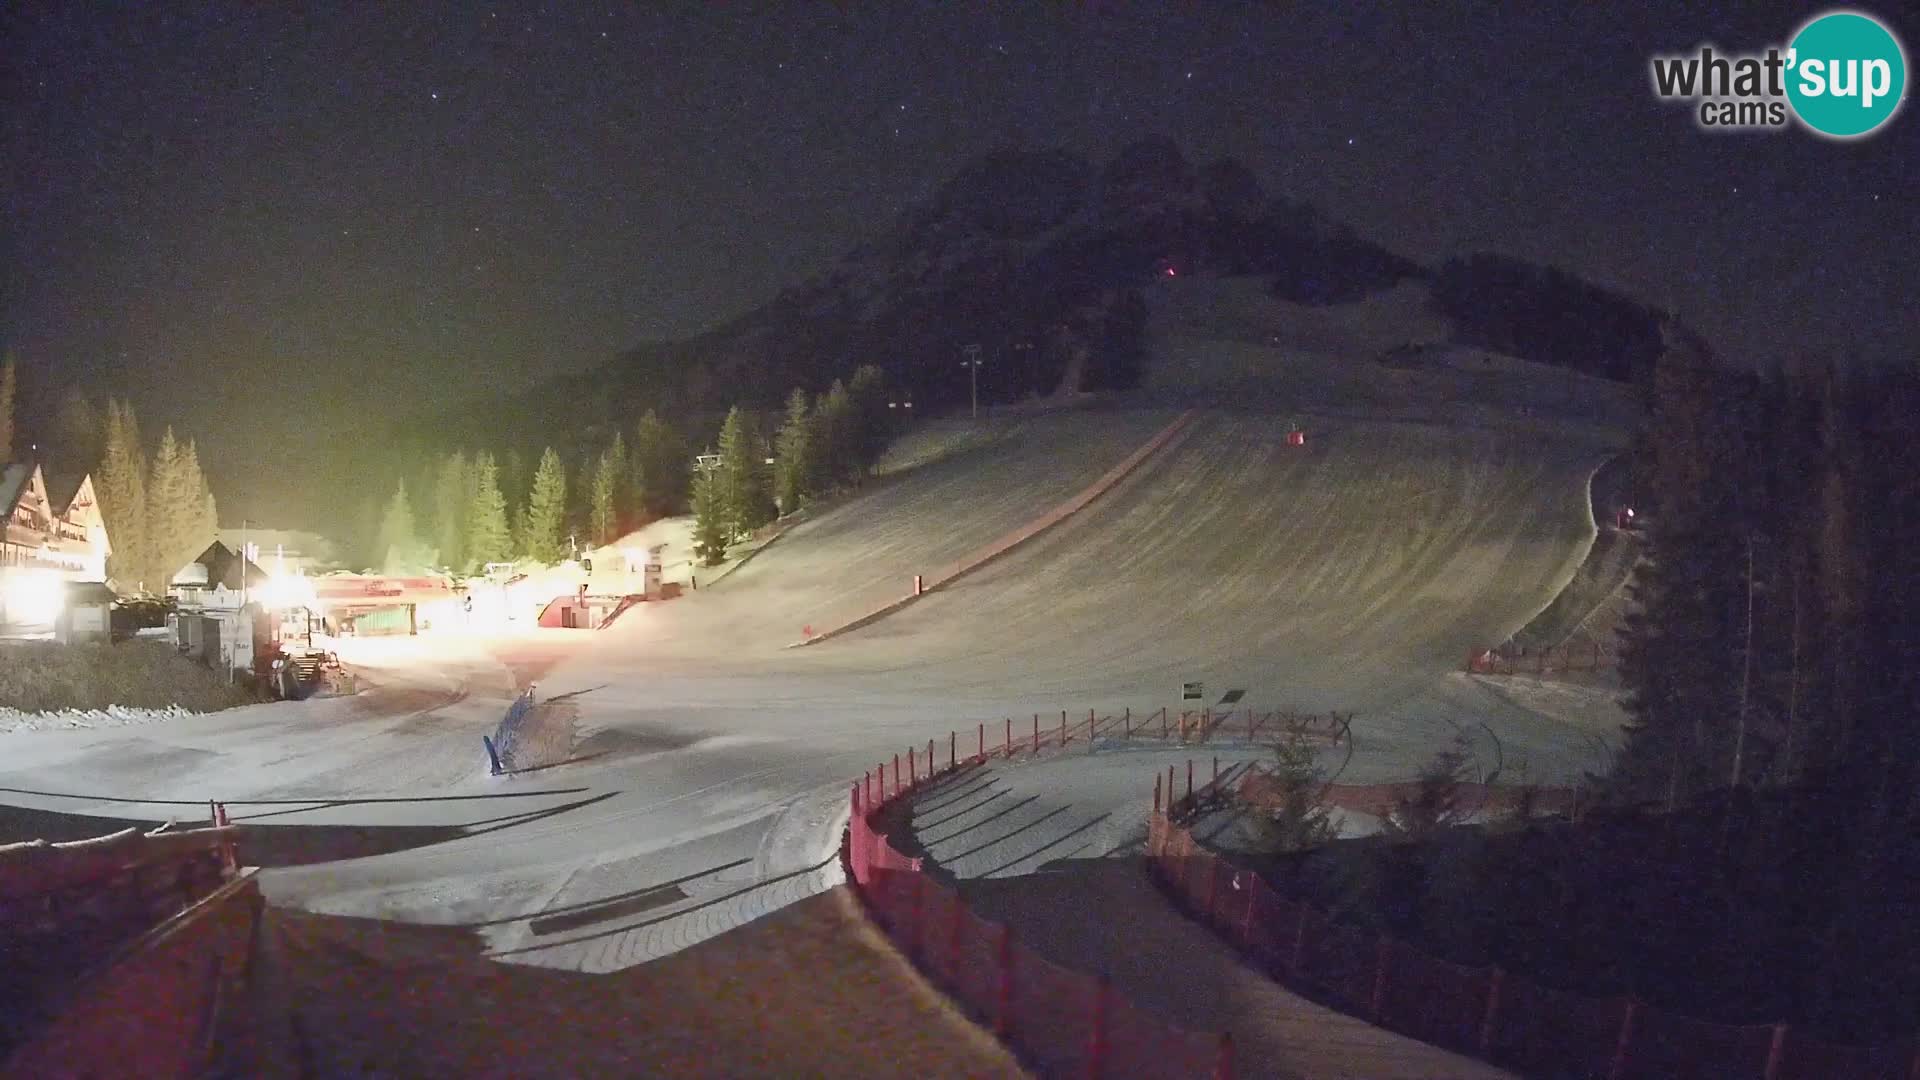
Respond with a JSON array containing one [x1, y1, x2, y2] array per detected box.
[[1, 461, 113, 626]]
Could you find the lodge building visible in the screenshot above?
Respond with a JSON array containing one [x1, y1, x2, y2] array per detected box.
[[0, 461, 113, 625]]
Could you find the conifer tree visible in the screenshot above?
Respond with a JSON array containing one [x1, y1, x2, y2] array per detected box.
[[97, 400, 150, 590], [589, 436, 624, 545], [847, 364, 892, 471], [815, 380, 855, 487], [632, 410, 688, 516], [774, 387, 817, 513], [607, 429, 629, 519], [466, 452, 511, 570], [716, 406, 774, 539], [690, 464, 728, 566], [146, 428, 189, 585], [376, 479, 425, 573], [1614, 324, 1754, 805], [522, 447, 569, 563], [432, 451, 469, 573], [182, 439, 218, 559], [1244, 731, 1341, 854]]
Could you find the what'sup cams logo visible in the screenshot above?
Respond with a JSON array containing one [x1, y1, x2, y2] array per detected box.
[[1651, 9, 1907, 138]]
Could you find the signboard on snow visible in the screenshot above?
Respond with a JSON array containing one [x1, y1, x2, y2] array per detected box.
[[1181, 681, 1204, 701]]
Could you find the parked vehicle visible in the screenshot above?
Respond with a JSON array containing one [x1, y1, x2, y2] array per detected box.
[[110, 596, 176, 640]]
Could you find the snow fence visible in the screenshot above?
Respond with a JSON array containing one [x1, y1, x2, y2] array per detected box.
[[844, 717, 1233, 1077], [1147, 770, 1920, 1080]]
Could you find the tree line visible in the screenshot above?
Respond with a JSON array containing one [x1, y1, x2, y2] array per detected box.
[[2, 359, 226, 595], [368, 364, 896, 574], [1613, 326, 1920, 816], [1610, 327, 1920, 1015], [371, 409, 687, 574], [690, 366, 891, 566]]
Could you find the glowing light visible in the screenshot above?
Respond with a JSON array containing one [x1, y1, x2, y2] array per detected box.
[[261, 572, 317, 609], [3, 570, 65, 624]]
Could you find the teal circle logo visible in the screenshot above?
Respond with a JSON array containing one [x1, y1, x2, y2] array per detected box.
[[1786, 11, 1907, 138]]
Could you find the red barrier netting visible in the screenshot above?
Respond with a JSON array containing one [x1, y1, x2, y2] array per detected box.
[[1294, 912, 1377, 1013], [1101, 987, 1225, 1080], [1616, 1007, 1774, 1080], [917, 879, 964, 987], [1773, 1030, 1918, 1080], [866, 866, 916, 937], [1378, 940, 1493, 1056], [1158, 852, 1211, 914], [1141, 811, 1920, 1080], [849, 767, 1236, 1080], [1240, 877, 1294, 971], [945, 904, 1004, 1023], [1486, 973, 1629, 1079], [1007, 944, 1096, 1075]]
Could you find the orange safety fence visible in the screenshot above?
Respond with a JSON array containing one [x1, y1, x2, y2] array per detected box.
[[1147, 770, 1920, 1080], [961, 706, 1349, 762], [845, 730, 1232, 1078], [3, 874, 265, 1080], [1, 808, 263, 1080]]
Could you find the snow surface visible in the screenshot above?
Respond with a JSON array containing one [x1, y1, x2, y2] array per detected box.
[[0, 278, 1635, 981], [0, 704, 200, 735]]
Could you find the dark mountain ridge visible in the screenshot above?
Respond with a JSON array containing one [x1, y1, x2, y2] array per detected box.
[[395, 137, 1664, 469]]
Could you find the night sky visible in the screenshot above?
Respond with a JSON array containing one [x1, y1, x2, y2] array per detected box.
[[4, 3, 1914, 522]]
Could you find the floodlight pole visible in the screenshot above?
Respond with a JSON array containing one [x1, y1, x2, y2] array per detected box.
[[962, 344, 984, 420], [230, 519, 253, 686]]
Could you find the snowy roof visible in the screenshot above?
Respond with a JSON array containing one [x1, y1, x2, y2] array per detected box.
[[63, 581, 116, 605], [179, 541, 270, 590]]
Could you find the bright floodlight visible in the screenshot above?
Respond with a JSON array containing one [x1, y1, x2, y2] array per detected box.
[[5, 570, 65, 624], [262, 572, 317, 609]]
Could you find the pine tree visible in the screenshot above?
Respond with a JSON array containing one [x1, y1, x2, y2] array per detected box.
[[716, 406, 773, 539], [690, 464, 728, 566], [0, 353, 15, 463], [97, 400, 150, 591], [376, 480, 423, 573], [1379, 735, 1474, 841], [146, 428, 189, 586], [847, 364, 892, 471], [606, 430, 628, 525], [1243, 730, 1341, 854], [433, 451, 469, 573], [815, 380, 855, 487], [589, 436, 623, 545], [1613, 324, 1754, 806], [466, 452, 511, 569], [182, 440, 218, 559], [501, 448, 528, 550], [522, 447, 568, 563], [774, 387, 817, 513], [633, 410, 688, 516]]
